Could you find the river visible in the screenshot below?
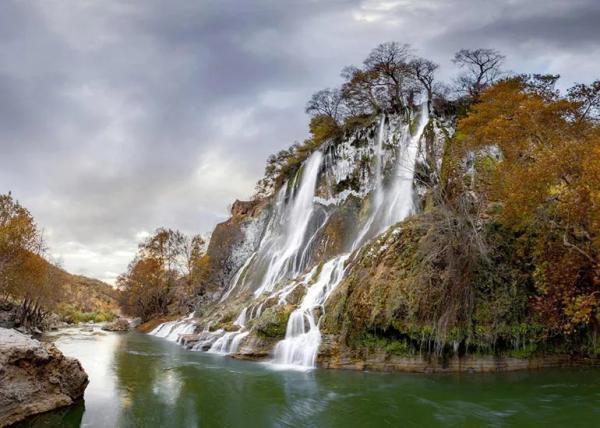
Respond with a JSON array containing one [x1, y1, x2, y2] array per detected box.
[[15, 327, 600, 427]]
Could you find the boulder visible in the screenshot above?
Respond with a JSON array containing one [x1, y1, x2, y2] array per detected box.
[[0, 328, 88, 427], [101, 318, 130, 332], [129, 317, 142, 328]]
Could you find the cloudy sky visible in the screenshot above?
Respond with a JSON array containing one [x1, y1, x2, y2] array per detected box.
[[1, 0, 598, 284]]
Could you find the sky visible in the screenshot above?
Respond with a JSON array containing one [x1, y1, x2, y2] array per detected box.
[[1, 0, 598, 284]]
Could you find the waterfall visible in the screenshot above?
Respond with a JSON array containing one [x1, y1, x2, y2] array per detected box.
[[149, 105, 432, 369], [270, 104, 430, 370], [352, 103, 429, 250], [254, 150, 323, 295], [383, 103, 429, 225], [219, 253, 256, 302], [234, 307, 248, 327], [352, 115, 387, 251], [207, 330, 250, 354], [270, 255, 349, 369], [149, 313, 195, 342]]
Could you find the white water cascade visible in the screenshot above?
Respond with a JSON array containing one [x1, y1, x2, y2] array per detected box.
[[271, 255, 349, 369], [254, 150, 324, 296], [271, 104, 430, 369], [219, 150, 325, 300], [207, 330, 250, 355], [149, 313, 196, 342], [383, 103, 430, 225], [352, 115, 387, 251], [352, 104, 429, 251]]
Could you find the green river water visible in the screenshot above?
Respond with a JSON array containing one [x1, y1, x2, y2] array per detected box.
[[15, 327, 600, 427]]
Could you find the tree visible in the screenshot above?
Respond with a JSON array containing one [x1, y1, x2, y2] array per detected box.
[[452, 48, 505, 99], [118, 255, 165, 321], [455, 78, 599, 333], [408, 57, 439, 110], [305, 88, 346, 123], [364, 42, 413, 111], [568, 80, 600, 122], [0, 192, 55, 329], [118, 228, 211, 320], [521, 73, 560, 100], [340, 66, 387, 114], [340, 42, 416, 114]]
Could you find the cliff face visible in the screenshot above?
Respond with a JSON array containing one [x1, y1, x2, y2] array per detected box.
[[148, 105, 470, 368], [0, 328, 88, 427], [205, 199, 269, 295]]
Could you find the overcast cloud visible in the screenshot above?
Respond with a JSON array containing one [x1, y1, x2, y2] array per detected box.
[[1, 0, 598, 284]]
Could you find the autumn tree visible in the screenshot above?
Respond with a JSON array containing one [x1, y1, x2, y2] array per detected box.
[[0, 192, 58, 329], [340, 42, 417, 114], [452, 48, 505, 99], [118, 228, 209, 320], [454, 77, 599, 334]]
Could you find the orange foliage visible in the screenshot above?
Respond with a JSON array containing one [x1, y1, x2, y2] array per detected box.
[[456, 79, 600, 332]]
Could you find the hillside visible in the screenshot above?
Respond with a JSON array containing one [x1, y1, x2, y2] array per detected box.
[[46, 263, 119, 322]]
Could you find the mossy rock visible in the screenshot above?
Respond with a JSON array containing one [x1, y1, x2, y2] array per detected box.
[[255, 305, 294, 338]]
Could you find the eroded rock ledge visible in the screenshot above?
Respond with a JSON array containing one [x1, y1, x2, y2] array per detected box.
[[0, 328, 88, 427]]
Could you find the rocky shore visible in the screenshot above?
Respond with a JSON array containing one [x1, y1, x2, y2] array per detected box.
[[0, 328, 88, 427]]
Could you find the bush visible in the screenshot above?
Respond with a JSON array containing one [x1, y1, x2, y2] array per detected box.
[[59, 305, 117, 324]]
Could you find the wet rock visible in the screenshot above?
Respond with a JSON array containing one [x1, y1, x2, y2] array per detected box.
[[44, 313, 62, 331], [101, 318, 130, 332], [0, 328, 88, 427], [255, 305, 294, 338]]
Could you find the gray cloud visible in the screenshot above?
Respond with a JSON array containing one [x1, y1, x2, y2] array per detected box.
[[1, 0, 598, 283]]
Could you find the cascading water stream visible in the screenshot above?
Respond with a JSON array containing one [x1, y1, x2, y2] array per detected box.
[[382, 102, 429, 226], [218, 150, 325, 301], [254, 150, 324, 296], [149, 313, 195, 342], [352, 115, 386, 251], [352, 103, 429, 250], [271, 255, 349, 369]]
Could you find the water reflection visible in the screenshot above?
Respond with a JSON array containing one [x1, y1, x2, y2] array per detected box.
[[17, 329, 600, 427]]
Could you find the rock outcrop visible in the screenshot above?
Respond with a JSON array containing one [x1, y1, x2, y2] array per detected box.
[[0, 328, 88, 427], [101, 317, 130, 332]]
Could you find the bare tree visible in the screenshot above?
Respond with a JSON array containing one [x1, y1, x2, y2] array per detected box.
[[305, 88, 346, 122], [452, 48, 505, 99], [409, 57, 439, 110], [363, 42, 413, 111]]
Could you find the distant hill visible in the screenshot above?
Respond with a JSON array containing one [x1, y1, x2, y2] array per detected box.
[[44, 261, 119, 321]]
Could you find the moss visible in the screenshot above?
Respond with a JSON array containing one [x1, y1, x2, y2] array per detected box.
[[255, 305, 294, 338], [508, 344, 538, 359], [320, 210, 596, 358], [359, 332, 414, 357]]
